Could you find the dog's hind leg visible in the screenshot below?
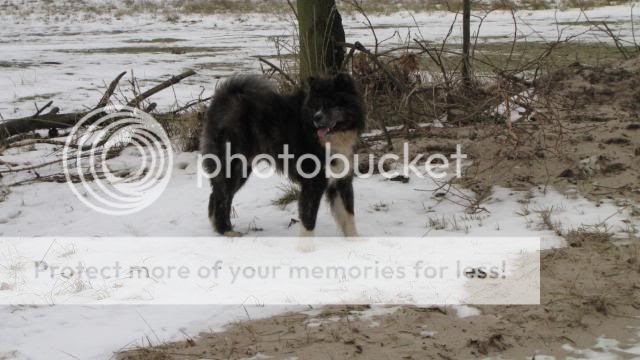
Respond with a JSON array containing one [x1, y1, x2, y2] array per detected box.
[[326, 178, 359, 237], [208, 165, 251, 236], [297, 179, 326, 252], [208, 178, 233, 235]]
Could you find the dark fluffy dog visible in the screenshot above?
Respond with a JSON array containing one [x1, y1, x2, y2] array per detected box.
[[201, 73, 366, 251]]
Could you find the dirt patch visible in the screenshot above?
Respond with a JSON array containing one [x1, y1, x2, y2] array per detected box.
[[440, 58, 640, 204], [461, 115, 640, 204], [117, 232, 640, 359], [350, 58, 640, 209]]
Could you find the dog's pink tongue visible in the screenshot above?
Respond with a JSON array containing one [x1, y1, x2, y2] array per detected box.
[[317, 128, 329, 141]]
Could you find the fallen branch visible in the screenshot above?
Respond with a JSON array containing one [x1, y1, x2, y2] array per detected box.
[[127, 69, 196, 108], [1, 112, 86, 140], [7, 138, 92, 150], [96, 71, 127, 109], [34, 101, 54, 117], [0, 148, 122, 175], [172, 96, 212, 114], [1, 70, 198, 140]]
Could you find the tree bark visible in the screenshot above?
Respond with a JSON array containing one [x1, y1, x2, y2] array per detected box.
[[462, 0, 472, 87], [297, 0, 345, 80], [1, 113, 85, 139]]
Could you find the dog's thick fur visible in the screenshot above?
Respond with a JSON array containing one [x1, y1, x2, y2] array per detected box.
[[201, 73, 366, 250]]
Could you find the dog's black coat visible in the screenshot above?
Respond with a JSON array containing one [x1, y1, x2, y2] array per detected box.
[[201, 74, 365, 235]]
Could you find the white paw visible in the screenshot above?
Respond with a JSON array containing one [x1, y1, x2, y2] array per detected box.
[[300, 228, 315, 237], [223, 231, 243, 237], [344, 233, 362, 241], [342, 223, 359, 238], [296, 237, 316, 252]]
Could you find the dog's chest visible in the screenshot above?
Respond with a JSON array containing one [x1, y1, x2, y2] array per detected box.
[[325, 130, 358, 179]]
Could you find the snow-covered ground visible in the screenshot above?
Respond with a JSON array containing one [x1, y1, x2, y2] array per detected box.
[[0, 304, 295, 360], [0, 148, 634, 241], [0, 145, 638, 358], [1, 4, 640, 359], [1, 5, 638, 117]]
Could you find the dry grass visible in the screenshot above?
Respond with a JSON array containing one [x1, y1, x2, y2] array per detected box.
[[271, 182, 301, 208], [565, 226, 613, 247], [427, 215, 448, 230], [159, 106, 206, 152], [426, 214, 475, 232], [0, 186, 10, 203], [534, 206, 563, 236]]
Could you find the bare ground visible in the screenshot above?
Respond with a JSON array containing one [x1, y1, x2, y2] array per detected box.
[[462, 56, 640, 205], [117, 230, 640, 359], [365, 56, 640, 210]]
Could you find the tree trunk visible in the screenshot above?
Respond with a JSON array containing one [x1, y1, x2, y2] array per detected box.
[[297, 0, 345, 80], [462, 0, 472, 87]]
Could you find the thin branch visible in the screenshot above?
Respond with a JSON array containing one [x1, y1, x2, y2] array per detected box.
[[127, 69, 197, 108], [95, 71, 127, 109], [258, 57, 296, 86]]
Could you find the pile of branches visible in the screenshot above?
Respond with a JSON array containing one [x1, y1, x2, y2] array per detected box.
[[256, 0, 640, 212], [287, 1, 637, 150], [256, 1, 547, 151], [0, 69, 206, 144], [0, 69, 209, 187]]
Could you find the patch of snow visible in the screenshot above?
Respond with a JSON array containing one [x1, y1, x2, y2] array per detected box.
[[562, 336, 640, 359], [420, 329, 437, 338], [452, 304, 482, 318], [349, 306, 400, 319], [0, 304, 295, 360], [241, 353, 273, 360]]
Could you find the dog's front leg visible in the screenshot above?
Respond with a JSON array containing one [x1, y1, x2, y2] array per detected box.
[[297, 180, 325, 252], [327, 177, 359, 237]]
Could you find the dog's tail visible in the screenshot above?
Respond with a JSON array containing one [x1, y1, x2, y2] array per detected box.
[[214, 75, 276, 100], [201, 76, 276, 155]]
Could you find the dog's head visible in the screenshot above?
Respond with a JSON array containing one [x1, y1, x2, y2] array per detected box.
[[304, 73, 365, 142]]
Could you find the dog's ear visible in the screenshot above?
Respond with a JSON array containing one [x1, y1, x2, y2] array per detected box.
[[334, 73, 356, 93]]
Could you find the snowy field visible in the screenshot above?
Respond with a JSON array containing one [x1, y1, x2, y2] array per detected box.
[[2, 3, 640, 359], [1, 5, 639, 118]]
